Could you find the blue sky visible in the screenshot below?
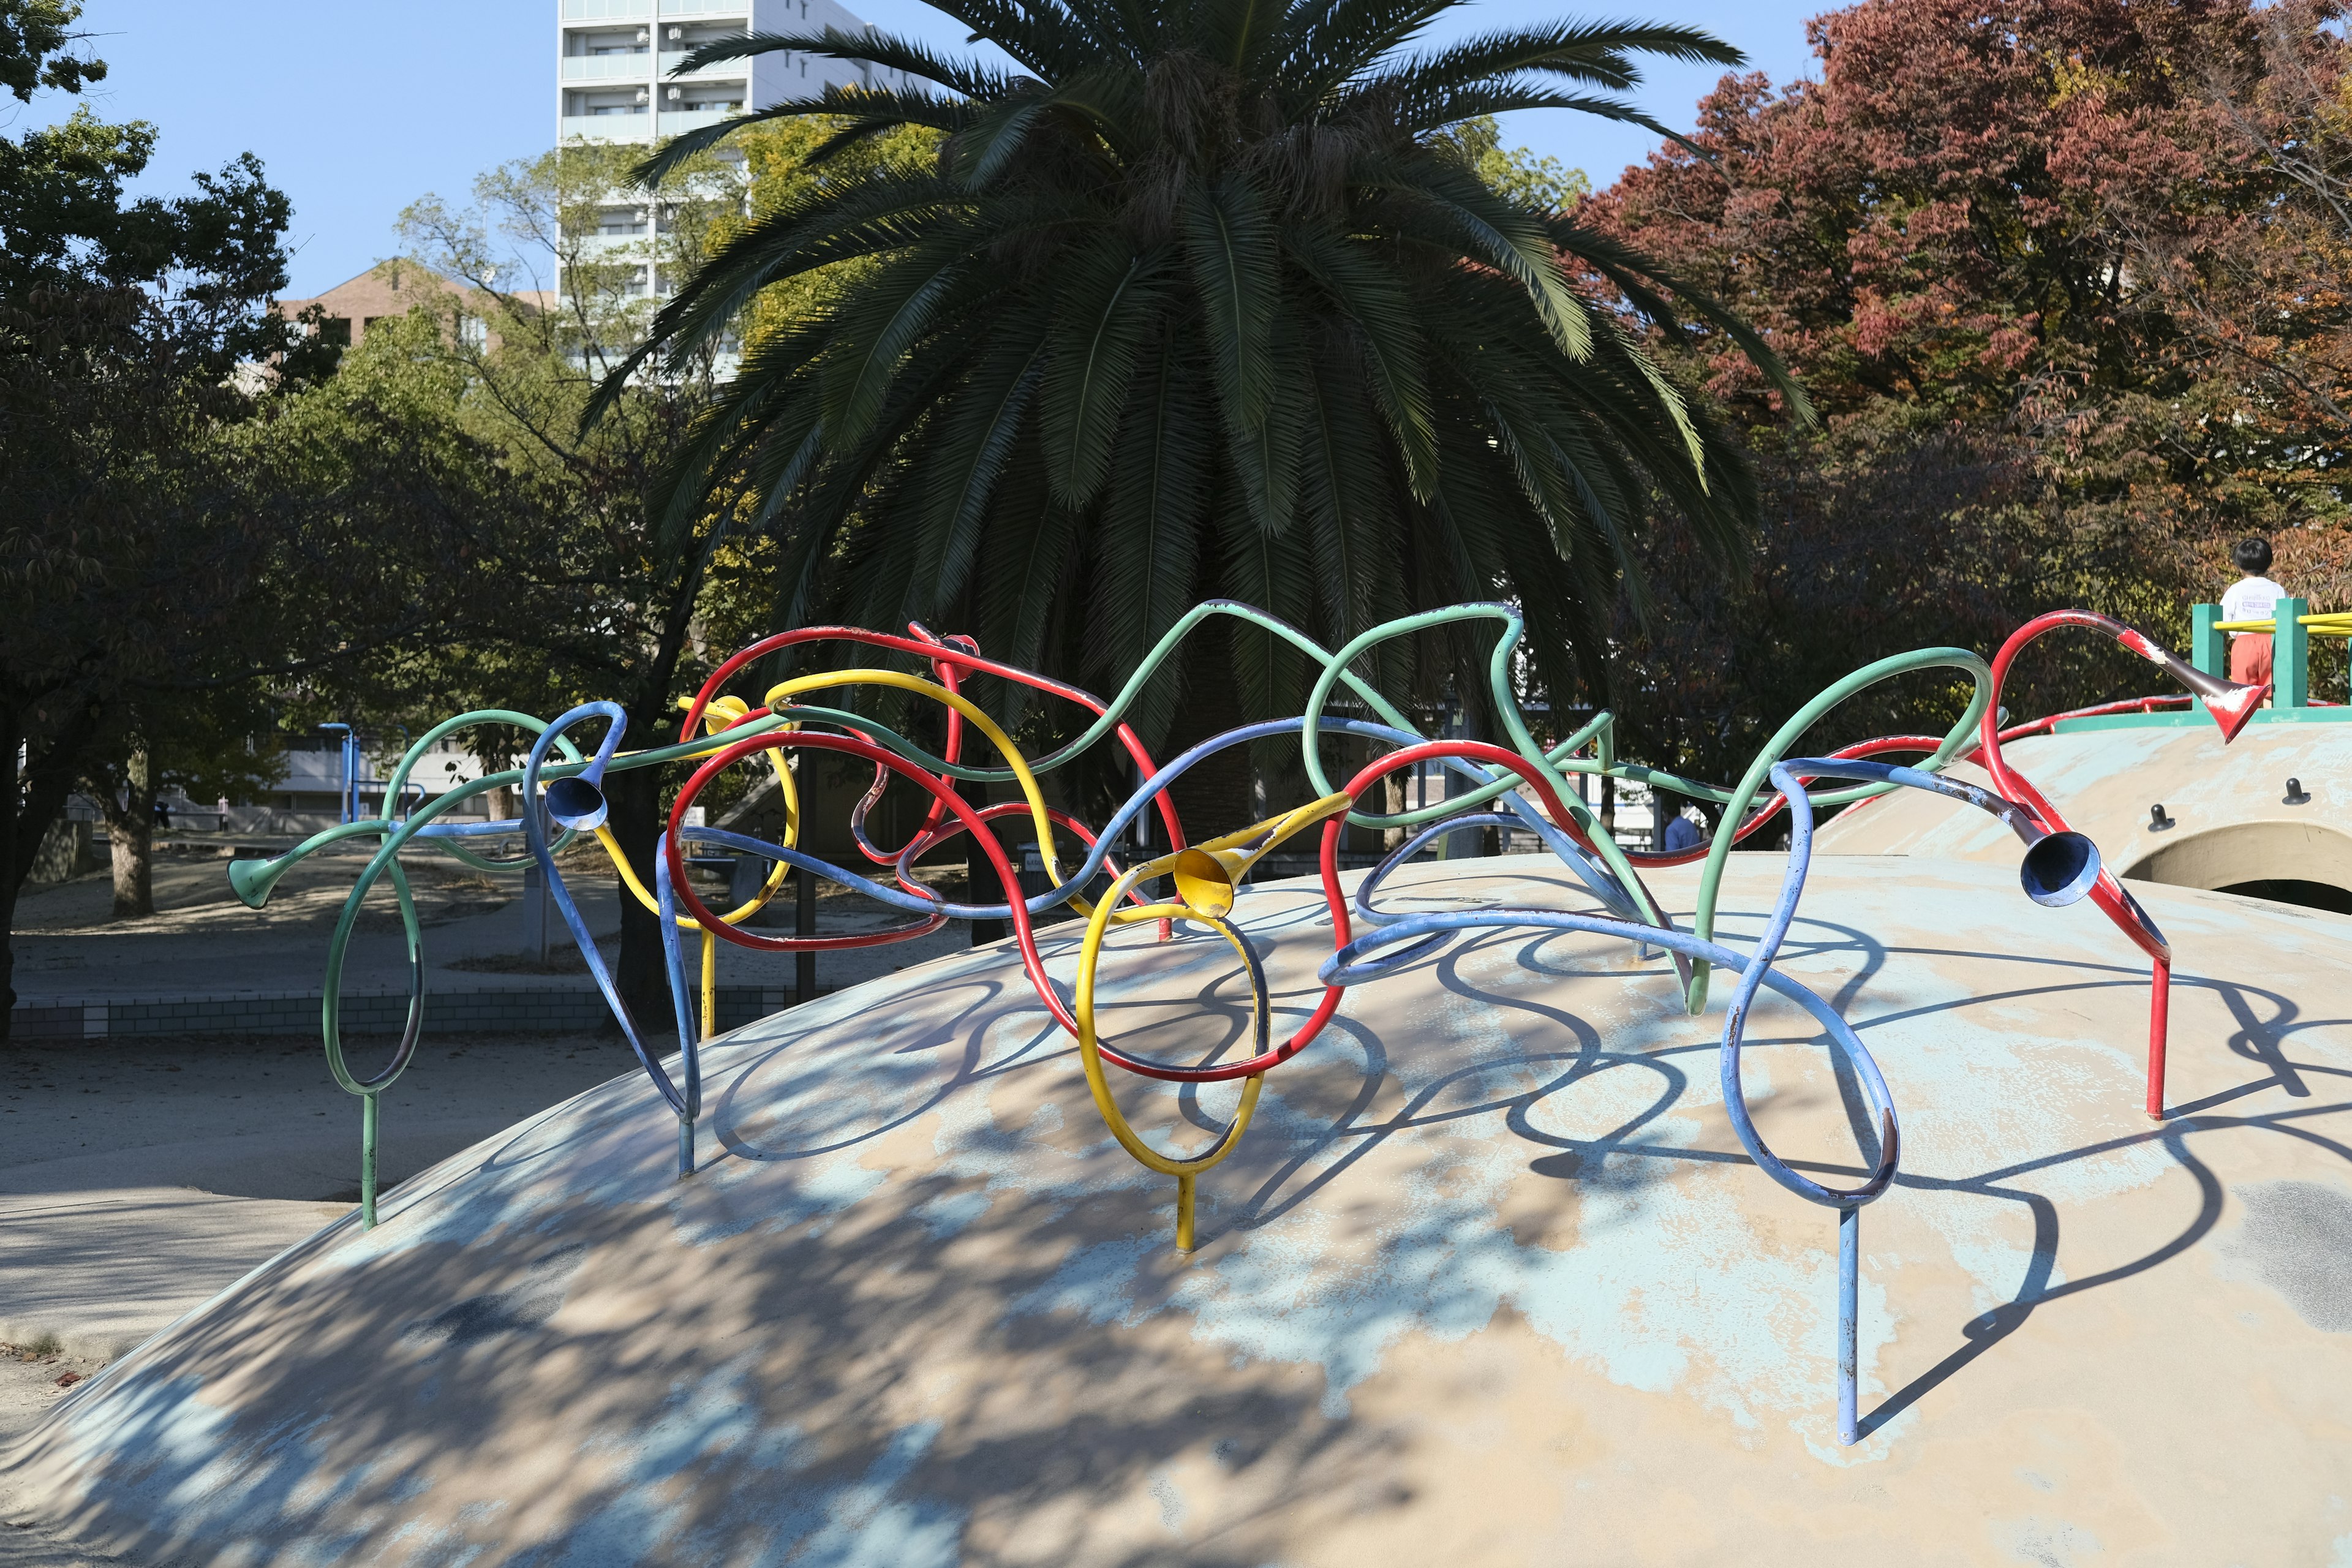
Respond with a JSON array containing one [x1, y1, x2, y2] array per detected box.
[[22, 0, 1828, 298]]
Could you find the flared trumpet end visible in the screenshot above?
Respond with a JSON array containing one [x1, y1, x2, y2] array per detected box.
[[1158, 793, 1355, 919], [2021, 831, 2101, 907], [2201, 679, 2269, 745], [228, 857, 286, 910], [1171, 847, 1238, 919], [2130, 630, 2267, 745], [545, 776, 609, 832]]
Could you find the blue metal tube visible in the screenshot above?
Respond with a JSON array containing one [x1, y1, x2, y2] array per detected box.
[[1322, 754, 2097, 1442], [1839, 1206, 1860, 1446], [654, 833, 704, 1177], [519, 706, 692, 1124]]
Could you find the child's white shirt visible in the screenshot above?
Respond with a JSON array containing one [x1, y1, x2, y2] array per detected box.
[[2222, 575, 2286, 631]]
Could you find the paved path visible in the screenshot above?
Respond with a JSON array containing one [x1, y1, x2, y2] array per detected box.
[[12, 843, 971, 1010]]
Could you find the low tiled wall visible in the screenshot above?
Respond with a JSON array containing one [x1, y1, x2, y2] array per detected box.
[[9, 987, 804, 1041]]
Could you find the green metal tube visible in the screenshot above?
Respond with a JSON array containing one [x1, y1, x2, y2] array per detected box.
[[361, 1093, 379, 1230], [1679, 647, 1992, 1015]]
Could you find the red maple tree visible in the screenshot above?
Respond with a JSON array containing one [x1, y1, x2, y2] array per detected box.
[[1574, 0, 2352, 787]]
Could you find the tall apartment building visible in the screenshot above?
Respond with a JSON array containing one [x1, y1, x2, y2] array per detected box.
[[557, 0, 902, 146], [557, 0, 904, 324]]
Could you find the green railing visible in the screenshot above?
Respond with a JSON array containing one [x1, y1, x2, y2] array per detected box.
[[2194, 596, 2350, 706]]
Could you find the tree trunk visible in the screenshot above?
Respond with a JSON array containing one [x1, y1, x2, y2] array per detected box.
[[1380, 765, 1406, 852], [4, 694, 101, 1042], [605, 761, 668, 1034], [609, 530, 721, 1036], [108, 748, 155, 919], [478, 748, 516, 826], [0, 876, 15, 1042], [1157, 635, 1254, 844], [1, 707, 21, 1041], [960, 777, 1009, 945]]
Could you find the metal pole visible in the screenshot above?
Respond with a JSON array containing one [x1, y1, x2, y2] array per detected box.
[[361, 1093, 379, 1229], [319, 723, 353, 825], [1838, 1205, 1859, 1445], [796, 866, 816, 1003]]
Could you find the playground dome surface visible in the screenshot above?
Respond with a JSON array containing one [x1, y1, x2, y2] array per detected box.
[[7, 851, 2351, 1566], [1817, 720, 2352, 903]]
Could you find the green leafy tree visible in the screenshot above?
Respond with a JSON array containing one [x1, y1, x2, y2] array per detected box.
[[0, 0, 102, 100], [1, 10, 489, 1027], [1444, 114, 1590, 213], [1, 15, 294, 1017], [601, 4, 1802, 827], [363, 143, 750, 1011]]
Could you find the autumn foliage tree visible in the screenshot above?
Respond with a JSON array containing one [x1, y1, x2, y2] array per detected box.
[[1579, 0, 2352, 787]]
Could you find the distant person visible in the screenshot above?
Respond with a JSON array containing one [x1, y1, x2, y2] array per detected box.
[[153, 799, 171, 829], [216, 796, 230, 832], [2222, 537, 2286, 685], [1661, 805, 1704, 853]]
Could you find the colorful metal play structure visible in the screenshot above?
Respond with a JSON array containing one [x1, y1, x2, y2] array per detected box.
[[228, 601, 2271, 1444]]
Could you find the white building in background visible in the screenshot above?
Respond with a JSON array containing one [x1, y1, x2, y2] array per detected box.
[[557, 0, 905, 147], [556, 1, 907, 328]]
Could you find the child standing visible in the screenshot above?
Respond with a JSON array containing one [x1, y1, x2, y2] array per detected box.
[[2222, 537, 2286, 685]]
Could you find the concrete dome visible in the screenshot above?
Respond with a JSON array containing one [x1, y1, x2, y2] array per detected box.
[[9, 854, 2352, 1564]]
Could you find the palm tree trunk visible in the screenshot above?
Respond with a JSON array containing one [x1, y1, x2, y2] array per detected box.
[[1157, 635, 1254, 841]]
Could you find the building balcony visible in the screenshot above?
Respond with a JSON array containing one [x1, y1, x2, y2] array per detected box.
[[560, 54, 652, 81], [571, 230, 655, 255], [560, 111, 655, 141], [658, 49, 742, 77], [658, 108, 739, 136]]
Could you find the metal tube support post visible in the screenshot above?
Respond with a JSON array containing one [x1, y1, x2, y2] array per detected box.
[[360, 1093, 379, 1229], [1838, 1205, 1860, 1446]]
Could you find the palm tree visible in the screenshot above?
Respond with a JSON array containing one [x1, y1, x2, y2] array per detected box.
[[600, 1, 1804, 758]]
